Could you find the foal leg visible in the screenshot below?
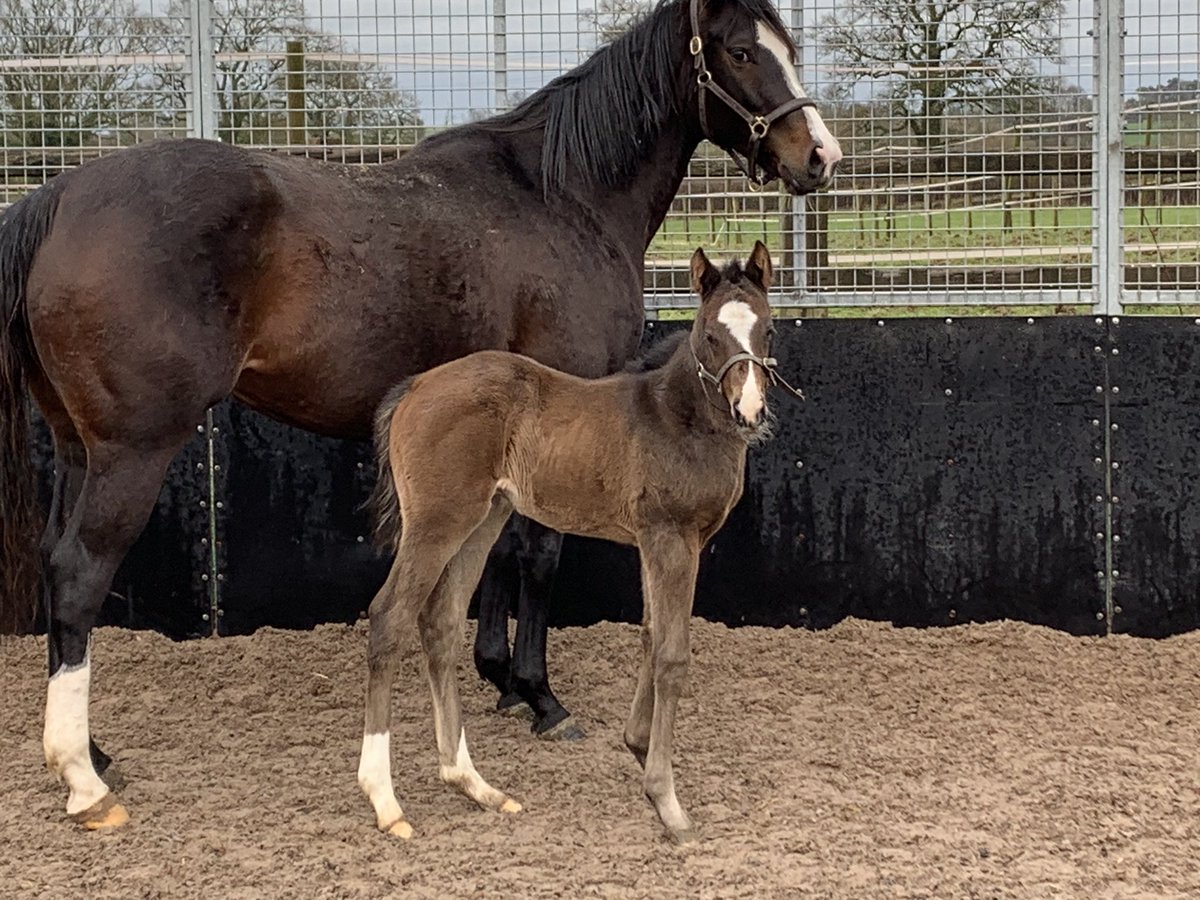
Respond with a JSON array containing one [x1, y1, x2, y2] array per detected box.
[[358, 540, 460, 839], [635, 531, 700, 844], [43, 442, 181, 829], [623, 612, 655, 769], [510, 518, 582, 739], [423, 502, 521, 813]]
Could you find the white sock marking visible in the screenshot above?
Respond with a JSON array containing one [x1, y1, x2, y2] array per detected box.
[[717, 300, 764, 423], [756, 22, 844, 170], [44, 656, 109, 815], [358, 731, 404, 827]]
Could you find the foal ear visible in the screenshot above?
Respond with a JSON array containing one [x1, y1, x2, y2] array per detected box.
[[745, 240, 773, 291], [690, 247, 721, 297]]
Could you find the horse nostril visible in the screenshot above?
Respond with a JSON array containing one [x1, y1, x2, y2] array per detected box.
[[808, 145, 825, 177]]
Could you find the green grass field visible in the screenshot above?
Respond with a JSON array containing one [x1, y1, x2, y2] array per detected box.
[[649, 205, 1200, 265]]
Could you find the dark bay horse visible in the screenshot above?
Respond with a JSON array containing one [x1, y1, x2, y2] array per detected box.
[[0, 0, 840, 829], [363, 244, 780, 844]]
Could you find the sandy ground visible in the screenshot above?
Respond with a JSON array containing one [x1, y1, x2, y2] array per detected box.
[[3, 617, 1200, 899]]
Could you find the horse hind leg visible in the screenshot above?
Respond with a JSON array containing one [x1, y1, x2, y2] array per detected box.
[[423, 500, 521, 814], [43, 440, 182, 829], [40, 437, 113, 778]]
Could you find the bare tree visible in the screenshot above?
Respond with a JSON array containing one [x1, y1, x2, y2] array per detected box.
[[820, 0, 1064, 142], [578, 0, 649, 45], [0, 0, 173, 150]]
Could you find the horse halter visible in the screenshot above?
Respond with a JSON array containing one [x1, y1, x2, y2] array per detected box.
[[694, 347, 807, 403], [688, 0, 817, 190]]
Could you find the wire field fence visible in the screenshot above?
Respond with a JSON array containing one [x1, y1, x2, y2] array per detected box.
[[0, 1, 1196, 314]]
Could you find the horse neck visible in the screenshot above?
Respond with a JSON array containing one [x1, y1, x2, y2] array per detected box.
[[652, 336, 745, 450]]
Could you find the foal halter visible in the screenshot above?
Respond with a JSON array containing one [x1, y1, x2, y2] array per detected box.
[[694, 348, 807, 403], [688, 0, 818, 189]]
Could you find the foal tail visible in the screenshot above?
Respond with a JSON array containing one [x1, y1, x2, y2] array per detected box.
[[0, 179, 63, 634], [367, 375, 417, 553]]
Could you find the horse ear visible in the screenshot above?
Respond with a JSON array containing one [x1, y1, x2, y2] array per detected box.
[[745, 240, 773, 291], [690, 247, 721, 297]]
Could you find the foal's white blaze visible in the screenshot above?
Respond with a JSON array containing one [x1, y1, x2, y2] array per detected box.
[[755, 23, 844, 174], [358, 731, 406, 829], [44, 656, 109, 815], [717, 300, 764, 423]]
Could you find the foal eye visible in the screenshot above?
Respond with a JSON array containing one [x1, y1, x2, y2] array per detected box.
[[729, 47, 750, 64]]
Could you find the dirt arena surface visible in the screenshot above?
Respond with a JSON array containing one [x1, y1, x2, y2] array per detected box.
[[3, 617, 1200, 899]]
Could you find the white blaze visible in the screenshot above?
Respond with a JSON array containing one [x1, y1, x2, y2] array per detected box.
[[755, 23, 843, 172], [44, 656, 109, 815], [717, 300, 764, 423]]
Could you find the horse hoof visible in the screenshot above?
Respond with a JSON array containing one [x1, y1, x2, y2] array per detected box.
[[536, 715, 586, 742], [667, 826, 698, 846], [496, 695, 534, 721], [72, 796, 129, 831], [499, 798, 523, 815], [384, 818, 414, 839]]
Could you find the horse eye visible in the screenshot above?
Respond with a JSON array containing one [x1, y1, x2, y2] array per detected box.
[[705, 331, 719, 345], [729, 47, 750, 64]]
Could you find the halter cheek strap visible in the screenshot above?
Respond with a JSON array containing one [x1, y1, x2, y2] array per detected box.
[[694, 348, 807, 404], [688, 0, 817, 190]]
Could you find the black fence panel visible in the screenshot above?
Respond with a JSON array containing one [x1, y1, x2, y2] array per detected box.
[[1107, 318, 1200, 637], [551, 317, 1109, 635], [29, 414, 212, 639], [26, 316, 1200, 639]]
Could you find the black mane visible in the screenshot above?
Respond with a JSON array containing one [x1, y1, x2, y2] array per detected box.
[[624, 330, 689, 373], [476, 0, 794, 194]]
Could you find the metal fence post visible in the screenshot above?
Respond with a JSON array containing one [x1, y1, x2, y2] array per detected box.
[[790, 2, 808, 299], [494, 0, 508, 113], [186, 0, 218, 142], [1094, 0, 1124, 316]]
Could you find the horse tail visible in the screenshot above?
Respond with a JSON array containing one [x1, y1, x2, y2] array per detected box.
[[0, 178, 63, 634], [368, 375, 418, 553]]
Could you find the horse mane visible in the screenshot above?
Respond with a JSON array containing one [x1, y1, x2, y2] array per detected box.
[[624, 330, 689, 373], [476, 0, 794, 194]]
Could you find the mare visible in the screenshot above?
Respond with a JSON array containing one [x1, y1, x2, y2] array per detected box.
[[0, 0, 840, 829], [362, 243, 783, 844]]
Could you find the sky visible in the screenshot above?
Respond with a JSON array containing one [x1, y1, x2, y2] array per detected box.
[[295, 0, 1200, 126]]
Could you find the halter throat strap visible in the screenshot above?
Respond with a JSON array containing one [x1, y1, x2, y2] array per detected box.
[[688, 0, 817, 189]]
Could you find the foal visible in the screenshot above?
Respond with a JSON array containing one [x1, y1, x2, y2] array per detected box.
[[358, 243, 782, 844]]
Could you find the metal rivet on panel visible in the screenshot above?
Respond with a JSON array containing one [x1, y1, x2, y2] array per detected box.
[[1112, 461, 1120, 470], [196, 425, 204, 434], [948, 609, 957, 619], [212, 427, 220, 435], [1094, 345, 1103, 353], [196, 463, 203, 471], [357, 462, 364, 469], [199, 500, 207, 509], [1114, 605, 1123, 614], [1095, 317, 1103, 325], [202, 613, 210, 622], [356, 535, 365, 543], [1112, 569, 1120, 577], [1113, 316, 1120, 325], [1092, 419, 1101, 427], [1111, 423, 1119, 431], [795, 460, 804, 469], [1095, 611, 1104, 620], [1094, 532, 1104, 540], [1095, 494, 1104, 502], [201, 573, 209, 581], [1113, 534, 1122, 543], [1111, 348, 1119, 355], [944, 388, 953, 397], [1095, 385, 1103, 393], [877, 319, 885, 326], [213, 464, 220, 472], [1095, 570, 1104, 579], [1112, 495, 1119, 504], [217, 609, 225, 617], [1094, 458, 1103, 466], [216, 574, 224, 582], [945, 317, 952, 324], [1027, 317, 1035, 325], [215, 501, 223, 510], [1112, 386, 1120, 394]]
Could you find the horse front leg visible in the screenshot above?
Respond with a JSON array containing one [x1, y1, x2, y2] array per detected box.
[[510, 517, 584, 740], [635, 529, 701, 844]]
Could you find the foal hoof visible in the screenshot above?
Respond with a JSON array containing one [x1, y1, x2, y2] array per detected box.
[[667, 826, 699, 846], [499, 798, 523, 815], [496, 694, 534, 721], [383, 818, 414, 840], [72, 795, 129, 831], [536, 715, 586, 742]]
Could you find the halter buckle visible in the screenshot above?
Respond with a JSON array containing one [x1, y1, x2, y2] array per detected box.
[[689, 35, 703, 56]]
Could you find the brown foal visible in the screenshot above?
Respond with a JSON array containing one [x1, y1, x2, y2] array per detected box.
[[359, 243, 782, 844]]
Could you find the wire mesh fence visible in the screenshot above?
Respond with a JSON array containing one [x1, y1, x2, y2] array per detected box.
[[0, 0, 1196, 313]]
